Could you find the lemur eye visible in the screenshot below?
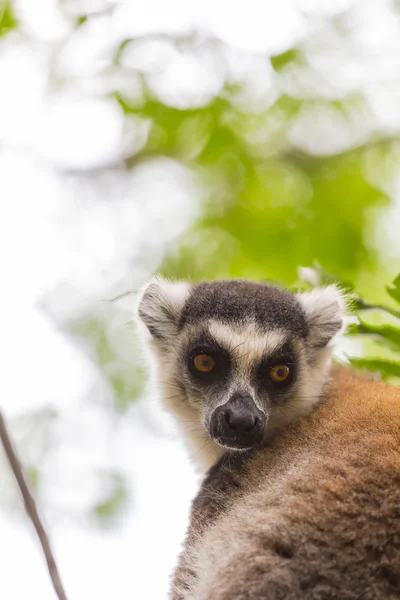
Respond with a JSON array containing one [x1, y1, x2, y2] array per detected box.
[[193, 354, 216, 373], [269, 365, 290, 383]]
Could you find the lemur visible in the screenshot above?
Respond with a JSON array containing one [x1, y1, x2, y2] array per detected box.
[[136, 276, 345, 472], [137, 278, 400, 599]]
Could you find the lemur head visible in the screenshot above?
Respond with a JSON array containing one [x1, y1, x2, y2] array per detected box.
[[137, 277, 345, 466]]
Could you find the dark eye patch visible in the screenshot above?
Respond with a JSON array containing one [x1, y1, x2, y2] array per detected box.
[[187, 338, 230, 383], [256, 342, 297, 390], [257, 358, 295, 382]]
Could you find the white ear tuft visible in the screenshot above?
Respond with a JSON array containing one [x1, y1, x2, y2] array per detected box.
[[297, 285, 347, 348], [136, 276, 192, 341]]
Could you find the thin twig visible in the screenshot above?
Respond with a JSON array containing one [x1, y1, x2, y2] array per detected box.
[[0, 410, 68, 600]]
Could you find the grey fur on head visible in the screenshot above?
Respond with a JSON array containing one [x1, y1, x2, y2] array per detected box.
[[136, 276, 346, 471]]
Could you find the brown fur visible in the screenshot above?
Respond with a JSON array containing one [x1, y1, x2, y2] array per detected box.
[[171, 366, 400, 599]]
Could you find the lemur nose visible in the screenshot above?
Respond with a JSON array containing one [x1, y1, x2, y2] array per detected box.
[[210, 394, 266, 448], [225, 404, 258, 433]]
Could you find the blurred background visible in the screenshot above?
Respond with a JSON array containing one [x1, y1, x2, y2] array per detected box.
[[1, 0, 400, 598]]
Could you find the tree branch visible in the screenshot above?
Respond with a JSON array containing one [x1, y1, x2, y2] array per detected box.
[[0, 410, 69, 600]]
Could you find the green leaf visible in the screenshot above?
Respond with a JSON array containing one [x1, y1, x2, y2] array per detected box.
[[76, 15, 88, 26], [387, 274, 400, 305], [357, 315, 400, 349], [353, 298, 400, 319], [93, 474, 128, 523], [348, 358, 400, 379], [271, 49, 303, 72], [345, 322, 363, 335], [372, 336, 400, 354], [0, 1, 17, 36]]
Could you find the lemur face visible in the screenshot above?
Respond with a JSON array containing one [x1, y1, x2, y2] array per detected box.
[[137, 278, 345, 454]]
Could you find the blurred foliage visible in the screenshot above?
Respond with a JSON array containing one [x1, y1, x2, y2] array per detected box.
[[118, 89, 393, 301], [69, 313, 145, 413], [0, 1, 17, 37], [3, 1, 400, 526], [145, 99, 390, 291], [387, 274, 400, 305], [270, 49, 304, 72], [167, 150, 386, 285], [92, 472, 129, 527]]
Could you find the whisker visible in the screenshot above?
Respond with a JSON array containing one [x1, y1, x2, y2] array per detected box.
[[157, 381, 184, 390], [163, 394, 185, 402], [230, 338, 249, 353], [236, 349, 254, 360], [196, 439, 214, 456], [182, 427, 206, 435]]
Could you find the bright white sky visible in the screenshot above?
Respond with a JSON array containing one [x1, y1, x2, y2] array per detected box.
[[1, 0, 400, 598]]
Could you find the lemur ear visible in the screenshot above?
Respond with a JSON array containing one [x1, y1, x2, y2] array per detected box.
[[136, 276, 192, 341], [297, 285, 346, 348]]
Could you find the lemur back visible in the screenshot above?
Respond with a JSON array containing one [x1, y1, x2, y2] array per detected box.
[[171, 366, 400, 600]]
